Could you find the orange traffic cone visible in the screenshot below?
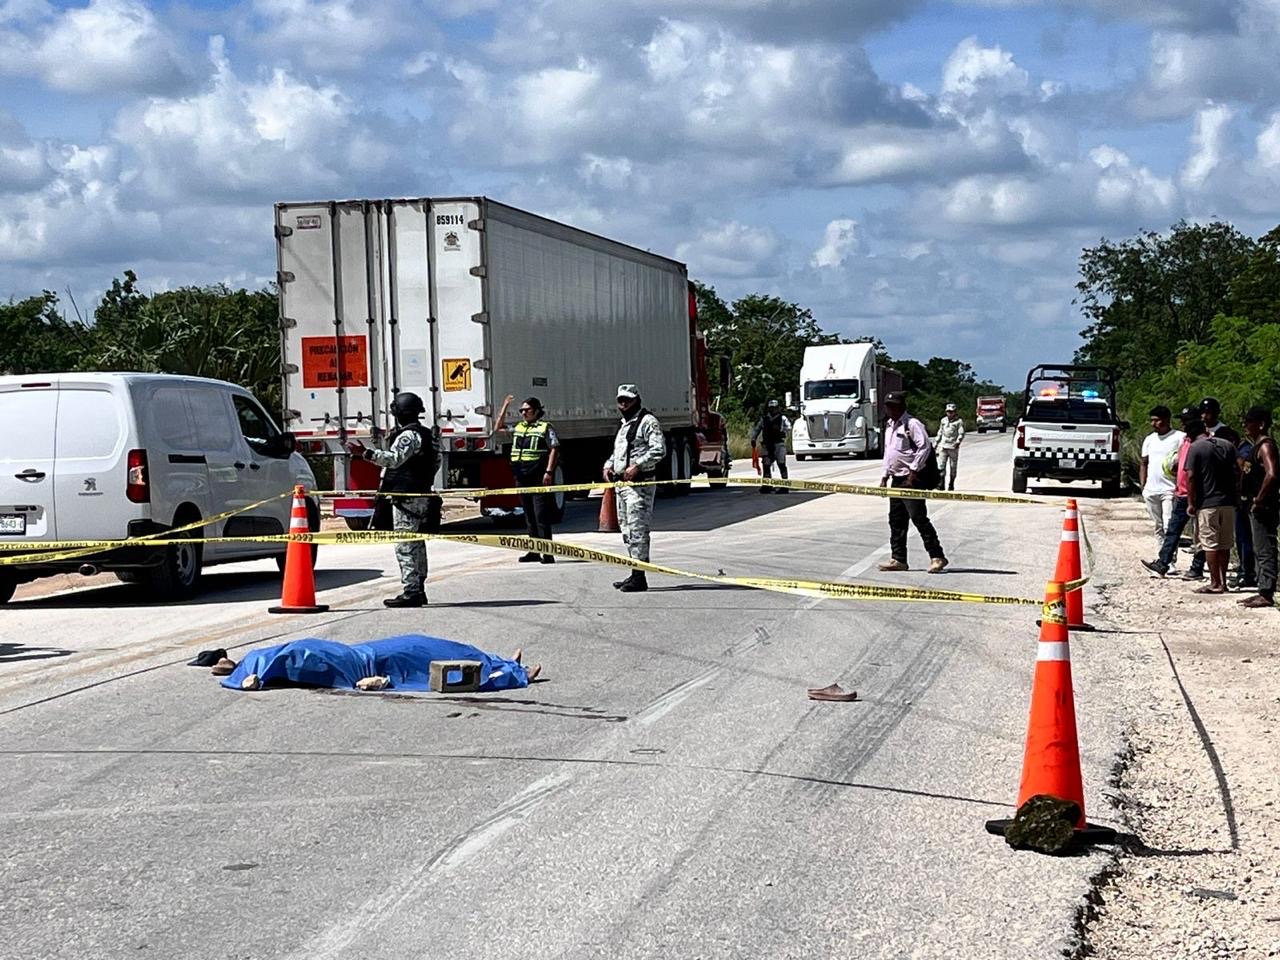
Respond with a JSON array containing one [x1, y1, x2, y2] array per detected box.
[[986, 580, 1115, 846], [1056, 499, 1094, 631], [268, 485, 329, 614], [598, 486, 620, 533]]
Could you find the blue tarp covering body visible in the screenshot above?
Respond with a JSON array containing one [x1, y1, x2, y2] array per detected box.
[[221, 635, 528, 692]]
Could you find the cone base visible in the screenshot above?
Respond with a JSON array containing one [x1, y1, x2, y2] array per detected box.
[[268, 604, 330, 615], [984, 817, 1117, 846], [1035, 618, 1097, 632]]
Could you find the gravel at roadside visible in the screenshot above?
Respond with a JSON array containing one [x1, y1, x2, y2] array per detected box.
[[1078, 496, 1280, 959]]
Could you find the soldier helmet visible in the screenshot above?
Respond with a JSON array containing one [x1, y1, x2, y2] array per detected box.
[[766, 399, 780, 410], [390, 392, 425, 419]]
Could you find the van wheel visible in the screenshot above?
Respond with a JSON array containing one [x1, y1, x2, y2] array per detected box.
[[0, 575, 15, 605], [115, 571, 142, 584], [1012, 469, 1028, 494], [144, 530, 203, 600], [344, 516, 370, 532], [277, 498, 321, 571]]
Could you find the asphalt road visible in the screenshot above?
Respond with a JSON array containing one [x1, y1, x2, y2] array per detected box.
[[0, 434, 1131, 959]]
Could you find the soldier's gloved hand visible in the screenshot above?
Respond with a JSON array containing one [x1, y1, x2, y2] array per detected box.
[[623, 465, 641, 482], [604, 466, 616, 482], [346, 441, 368, 459]]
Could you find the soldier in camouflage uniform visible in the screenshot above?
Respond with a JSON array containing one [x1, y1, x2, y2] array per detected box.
[[603, 383, 666, 593], [347, 392, 436, 607]]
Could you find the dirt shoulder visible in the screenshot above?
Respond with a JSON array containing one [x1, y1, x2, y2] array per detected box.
[[1078, 496, 1280, 959]]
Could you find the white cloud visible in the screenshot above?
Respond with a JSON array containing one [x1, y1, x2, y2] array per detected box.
[[114, 37, 406, 204], [811, 219, 860, 268], [0, 0, 195, 95], [941, 37, 1030, 99], [920, 145, 1177, 228], [248, 0, 431, 71], [676, 221, 780, 278], [1131, 1, 1280, 118], [1258, 113, 1280, 169], [1181, 103, 1234, 189]]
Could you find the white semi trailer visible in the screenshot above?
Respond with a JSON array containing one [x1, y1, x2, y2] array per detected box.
[[275, 197, 730, 524]]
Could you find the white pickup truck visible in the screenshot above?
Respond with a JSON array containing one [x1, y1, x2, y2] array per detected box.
[[1011, 365, 1125, 495]]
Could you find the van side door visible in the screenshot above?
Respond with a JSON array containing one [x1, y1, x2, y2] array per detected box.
[[231, 393, 296, 537], [52, 384, 131, 542], [0, 381, 58, 542], [185, 383, 256, 558]]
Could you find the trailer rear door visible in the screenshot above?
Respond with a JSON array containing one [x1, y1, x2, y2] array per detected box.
[[276, 201, 388, 439], [427, 199, 490, 435]]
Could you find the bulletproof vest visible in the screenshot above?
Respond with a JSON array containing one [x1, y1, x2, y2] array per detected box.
[[510, 420, 551, 477], [380, 423, 436, 493], [761, 413, 785, 446], [625, 409, 657, 479]]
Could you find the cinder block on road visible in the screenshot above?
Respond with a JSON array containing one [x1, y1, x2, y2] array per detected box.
[[430, 660, 483, 693]]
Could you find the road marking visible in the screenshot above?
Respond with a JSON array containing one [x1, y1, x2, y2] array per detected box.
[[295, 771, 573, 960]]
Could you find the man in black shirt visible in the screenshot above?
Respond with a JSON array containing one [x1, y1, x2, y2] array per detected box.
[[1240, 406, 1279, 608], [1185, 417, 1238, 595]]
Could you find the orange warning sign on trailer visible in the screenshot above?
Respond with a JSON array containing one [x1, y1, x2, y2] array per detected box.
[[442, 358, 472, 392], [301, 336, 369, 388]]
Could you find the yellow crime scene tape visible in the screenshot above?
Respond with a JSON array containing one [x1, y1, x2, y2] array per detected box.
[[0, 524, 1041, 607], [0, 491, 293, 566], [315, 474, 1044, 505], [0, 483, 1097, 608]]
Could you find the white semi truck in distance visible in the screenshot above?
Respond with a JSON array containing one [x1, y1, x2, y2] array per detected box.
[[792, 343, 903, 460]]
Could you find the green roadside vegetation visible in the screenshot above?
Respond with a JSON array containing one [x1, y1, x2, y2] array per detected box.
[[1073, 222, 1280, 476]]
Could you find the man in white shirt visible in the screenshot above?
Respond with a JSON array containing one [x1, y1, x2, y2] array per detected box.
[[1140, 405, 1185, 572], [933, 402, 965, 491]]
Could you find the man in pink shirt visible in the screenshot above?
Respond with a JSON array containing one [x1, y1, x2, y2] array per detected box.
[[878, 391, 948, 573]]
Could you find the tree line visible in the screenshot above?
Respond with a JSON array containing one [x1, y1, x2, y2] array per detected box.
[[1074, 220, 1280, 467], [693, 283, 1017, 439], [3, 272, 1010, 444], [0, 271, 283, 410]]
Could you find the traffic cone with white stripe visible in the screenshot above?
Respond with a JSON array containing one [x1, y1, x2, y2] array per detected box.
[[268, 485, 328, 615], [598, 486, 620, 533], [985, 580, 1115, 848], [1055, 498, 1093, 630]]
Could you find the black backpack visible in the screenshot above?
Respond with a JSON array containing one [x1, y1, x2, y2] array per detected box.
[[897, 413, 941, 489], [918, 445, 942, 491]]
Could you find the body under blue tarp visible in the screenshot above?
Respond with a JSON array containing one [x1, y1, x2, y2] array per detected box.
[[220, 635, 529, 692]]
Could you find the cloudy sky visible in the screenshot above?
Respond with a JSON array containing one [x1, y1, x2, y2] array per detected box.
[[2, 0, 1279, 387]]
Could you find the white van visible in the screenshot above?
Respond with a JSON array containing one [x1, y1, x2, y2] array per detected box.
[[0, 373, 317, 604]]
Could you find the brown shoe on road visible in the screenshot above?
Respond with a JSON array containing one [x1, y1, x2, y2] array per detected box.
[[878, 559, 909, 572], [928, 557, 949, 574]]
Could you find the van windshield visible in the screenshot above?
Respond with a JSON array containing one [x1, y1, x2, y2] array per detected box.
[[805, 379, 859, 401]]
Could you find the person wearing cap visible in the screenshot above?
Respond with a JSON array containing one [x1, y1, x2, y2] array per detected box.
[[1185, 415, 1239, 594], [750, 400, 791, 493], [603, 384, 666, 592], [933, 402, 966, 491], [1143, 406, 1202, 578], [878, 391, 948, 573], [1239, 406, 1278, 608], [347, 391, 436, 607]]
